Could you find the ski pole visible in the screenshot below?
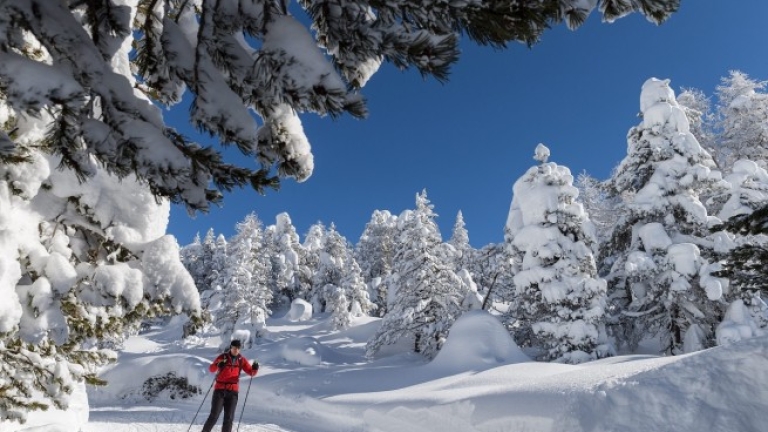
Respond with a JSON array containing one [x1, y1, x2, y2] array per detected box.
[[236, 374, 255, 432], [188, 371, 218, 432]]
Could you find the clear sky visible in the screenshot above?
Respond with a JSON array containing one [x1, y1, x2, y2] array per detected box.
[[166, 0, 768, 248]]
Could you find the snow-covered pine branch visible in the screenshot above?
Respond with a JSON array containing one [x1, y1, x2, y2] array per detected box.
[[1, 0, 679, 211]]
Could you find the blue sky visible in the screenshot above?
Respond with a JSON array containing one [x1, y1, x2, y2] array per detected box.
[[166, 1, 768, 248]]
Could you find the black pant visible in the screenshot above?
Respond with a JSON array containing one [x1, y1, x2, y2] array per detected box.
[[201, 389, 238, 432]]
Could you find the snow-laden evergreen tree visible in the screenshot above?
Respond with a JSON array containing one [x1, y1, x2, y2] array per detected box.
[[367, 190, 465, 359], [342, 258, 376, 318], [677, 87, 716, 161], [718, 160, 768, 222], [447, 210, 474, 273], [214, 213, 272, 346], [0, 1, 679, 215], [575, 172, 624, 246], [709, 160, 768, 337], [470, 242, 515, 311], [0, 39, 202, 422], [312, 224, 354, 314], [206, 234, 229, 291], [199, 233, 228, 316], [715, 71, 768, 170], [180, 233, 204, 291], [300, 222, 326, 307], [0, 83, 200, 422], [713, 204, 768, 338], [604, 78, 727, 354], [355, 210, 397, 316], [196, 228, 217, 291], [506, 144, 610, 363], [326, 286, 351, 329], [264, 213, 303, 308]]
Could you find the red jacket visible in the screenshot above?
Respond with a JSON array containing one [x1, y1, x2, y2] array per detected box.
[[209, 352, 257, 391]]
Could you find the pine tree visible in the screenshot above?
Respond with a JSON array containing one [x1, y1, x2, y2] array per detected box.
[[506, 144, 610, 363], [197, 228, 218, 292], [713, 205, 768, 332], [715, 71, 768, 171], [367, 190, 464, 359], [0, 97, 200, 422], [355, 210, 398, 316], [313, 224, 353, 313], [207, 234, 229, 291], [604, 78, 726, 354], [448, 210, 473, 273], [342, 258, 375, 319], [709, 162, 768, 335], [718, 160, 768, 222], [215, 213, 272, 346], [301, 222, 326, 309], [677, 87, 716, 162], [264, 213, 302, 308], [180, 233, 204, 290], [575, 172, 623, 245], [470, 242, 515, 312]]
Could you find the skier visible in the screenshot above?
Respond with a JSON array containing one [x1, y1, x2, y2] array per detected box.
[[201, 339, 259, 432]]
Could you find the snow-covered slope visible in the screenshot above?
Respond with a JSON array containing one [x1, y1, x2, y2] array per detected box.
[[10, 311, 768, 432]]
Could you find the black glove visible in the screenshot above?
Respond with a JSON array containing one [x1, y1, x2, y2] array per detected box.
[[252, 361, 259, 372], [217, 360, 227, 369]]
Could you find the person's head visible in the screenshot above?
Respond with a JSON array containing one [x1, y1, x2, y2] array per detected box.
[[229, 339, 241, 354]]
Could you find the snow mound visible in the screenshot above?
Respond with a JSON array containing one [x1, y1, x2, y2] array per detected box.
[[284, 298, 313, 322], [430, 311, 530, 372], [555, 335, 768, 432]]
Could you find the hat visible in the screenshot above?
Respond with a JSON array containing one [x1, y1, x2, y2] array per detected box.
[[230, 339, 242, 348]]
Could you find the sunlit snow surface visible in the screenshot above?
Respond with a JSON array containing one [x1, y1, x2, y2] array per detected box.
[[8, 311, 768, 432]]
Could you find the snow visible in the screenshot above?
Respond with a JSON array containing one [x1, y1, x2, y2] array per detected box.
[[428, 311, 530, 372], [6, 303, 764, 432]]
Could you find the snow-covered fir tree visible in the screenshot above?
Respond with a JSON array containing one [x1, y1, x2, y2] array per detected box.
[[575, 172, 623, 245], [214, 213, 272, 347], [677, 87, 716, 161], [367, 190, 465, 359], [506, 144, 611, 363], [447, 210, 474, 273], [264, 213, 303, 308], [180, 233, 204, 291], [709, 160, 768, 338], [604, 78, 727, 354], [207, 234, 229, 291], [196, 229, 218, 291], [470, 242, 515, 311], [300, 222, 326, 308], [342, 258, 375, 320], [713, 204, 768, 341], [715, 71, 768, 170], [0, 32, 200, 422], [312, 224, 353, 314], [355, 210, 398, 316], [198, 232, 228, 318], [718, 160, 768, 222]]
